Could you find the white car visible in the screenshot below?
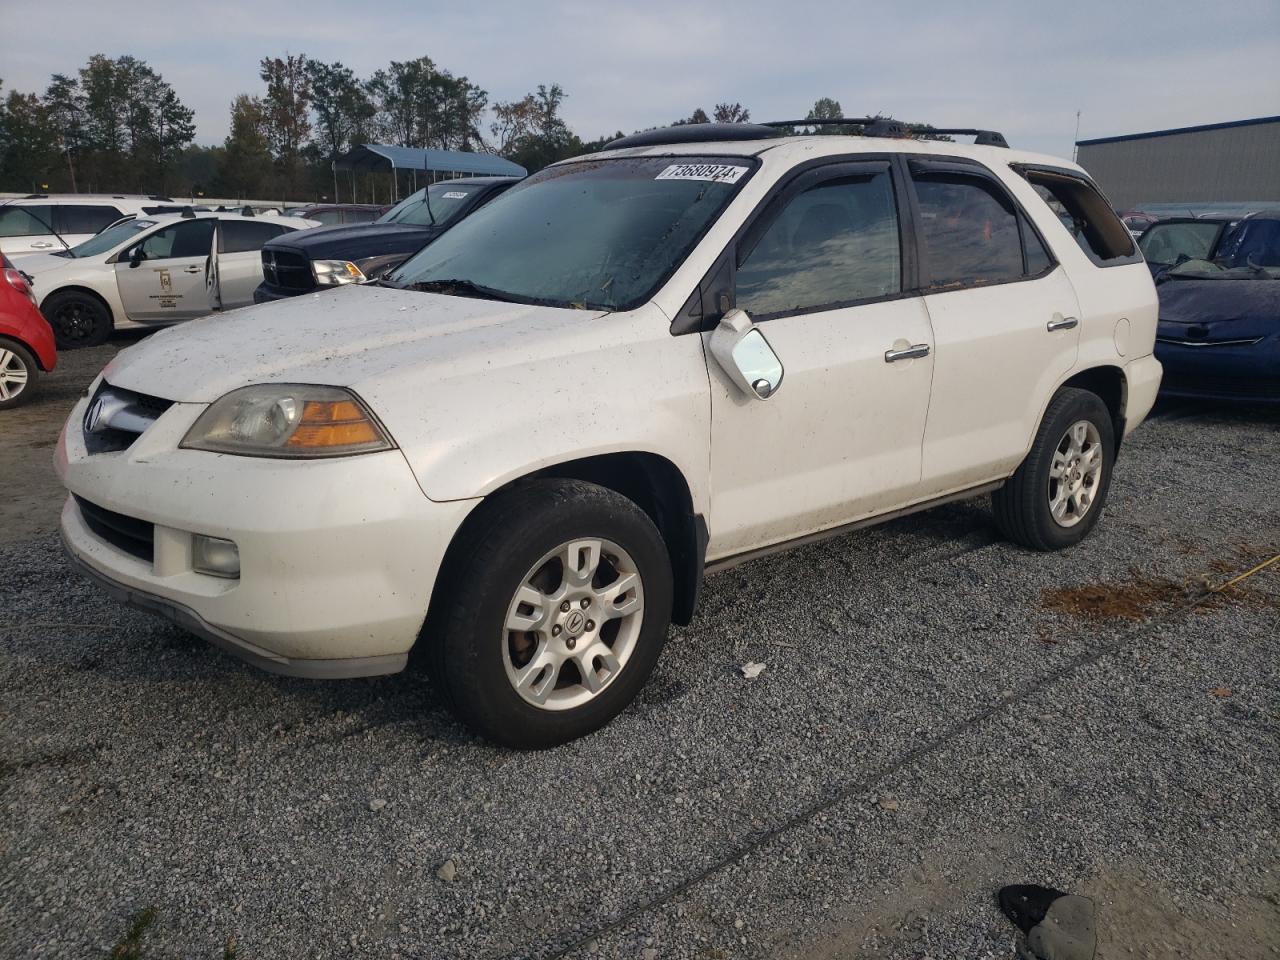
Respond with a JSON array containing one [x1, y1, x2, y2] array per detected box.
[[0, 194, 195, 257], [57, 122, 1161, 747], [16, 212, 319, 348]]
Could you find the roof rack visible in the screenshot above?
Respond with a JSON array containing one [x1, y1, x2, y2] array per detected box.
[[765, 118, 1009, 148], [604, 119, 1010, 152], [605, 123, 780, 151]]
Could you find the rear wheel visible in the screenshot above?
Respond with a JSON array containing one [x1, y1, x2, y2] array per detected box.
[[427, 479, 674, 748], [43, 290, 112, 349], [992, 387, 1115, 551], [0, 339, 39, 409]]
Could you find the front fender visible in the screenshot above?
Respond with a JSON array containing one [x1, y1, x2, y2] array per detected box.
[[368, 305, 713, 515]]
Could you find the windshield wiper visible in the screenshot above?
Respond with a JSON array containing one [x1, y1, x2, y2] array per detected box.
[[406, 278, 524, 303]]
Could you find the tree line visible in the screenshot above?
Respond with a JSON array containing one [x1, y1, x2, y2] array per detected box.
[[0, 53, 937, 201]]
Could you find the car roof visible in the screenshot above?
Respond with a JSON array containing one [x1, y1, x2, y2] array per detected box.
[[428, 176, 519, 186], [573, 134, 1086, 178], [131, 211, 319, 229], [1, 194, 173, 204]]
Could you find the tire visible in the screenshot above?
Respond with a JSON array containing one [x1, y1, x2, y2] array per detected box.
[[42, 290, 112, 349], [992, 387, 1116, 551], [0, 339, 39, 409], [426, 479, 674, 749]]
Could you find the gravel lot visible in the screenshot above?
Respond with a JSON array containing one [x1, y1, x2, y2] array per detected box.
[[1, 334, 1277, 959]]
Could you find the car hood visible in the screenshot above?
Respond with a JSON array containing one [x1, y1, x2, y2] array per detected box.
[[267, 222, 441, 262], [1157, 278, 1280, 340], [11, 252, 82, 276], [101, 284, 608, 404]]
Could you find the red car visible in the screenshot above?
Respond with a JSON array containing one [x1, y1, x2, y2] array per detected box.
[[0, 251, 56, 408]]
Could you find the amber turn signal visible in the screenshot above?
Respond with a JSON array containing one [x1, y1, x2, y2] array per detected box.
[[287, 399, 383, 448]]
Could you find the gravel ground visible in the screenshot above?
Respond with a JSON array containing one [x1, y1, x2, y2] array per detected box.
[[1, 336, 1277, 959]]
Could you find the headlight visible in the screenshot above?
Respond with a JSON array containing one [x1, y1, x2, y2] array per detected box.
[[312, 259, 367, 286], [181, 385, 393, 458]]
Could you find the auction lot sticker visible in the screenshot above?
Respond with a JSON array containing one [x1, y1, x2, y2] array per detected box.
[[655, 163, 748, 184]]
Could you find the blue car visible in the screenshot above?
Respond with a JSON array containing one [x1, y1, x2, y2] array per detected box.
[[1140, 213, 1280, 402]]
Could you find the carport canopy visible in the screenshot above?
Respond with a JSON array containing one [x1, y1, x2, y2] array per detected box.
[[334, 144, 527, 179]]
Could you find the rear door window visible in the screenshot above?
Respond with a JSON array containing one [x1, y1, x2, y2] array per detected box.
[[911, 173, 1025, 288], [736, 170, 902, 316], [219, 220, 287, 253], [1020, 168, 1138, 265], [0, 205, 56, 237], [59, 204, 124, 235]]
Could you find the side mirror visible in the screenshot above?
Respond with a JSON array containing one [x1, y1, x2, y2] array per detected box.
[[708, 308, 784, 401], [128, 248, 143, 268]]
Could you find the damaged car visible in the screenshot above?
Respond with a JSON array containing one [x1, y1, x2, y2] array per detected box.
[[57, 120, 1161, 747], [1141, 212, 1280, 402]]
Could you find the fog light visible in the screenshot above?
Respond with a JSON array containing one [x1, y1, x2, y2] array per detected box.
[[193, 535, 240, 578]]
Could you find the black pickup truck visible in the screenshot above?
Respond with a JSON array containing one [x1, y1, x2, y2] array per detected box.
[[254, 176, 518, 302]]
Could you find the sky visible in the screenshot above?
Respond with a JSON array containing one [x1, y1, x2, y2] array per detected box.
[[1, 0, 1277, 159]]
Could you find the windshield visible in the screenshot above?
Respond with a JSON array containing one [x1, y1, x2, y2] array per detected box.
[[390, 157, 755, 310], [378, 182, 483, 227], [1214, 218, 1280, 269], [1139, 221, 1223, 265], [68, 219, 156, 258]]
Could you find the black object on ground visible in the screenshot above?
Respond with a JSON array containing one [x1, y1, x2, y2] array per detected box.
[[998, 884, 1097, 960]]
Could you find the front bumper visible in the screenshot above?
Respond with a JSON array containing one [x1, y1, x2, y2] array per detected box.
[[252, 281, 309, 303], [57, 391, 478, 676], [1154, 339, 1280, 402]]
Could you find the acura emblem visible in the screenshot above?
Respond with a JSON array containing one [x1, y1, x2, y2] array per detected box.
[[84, 396, 109, 433]]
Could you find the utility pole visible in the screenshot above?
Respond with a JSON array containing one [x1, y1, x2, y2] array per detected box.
[[1072, 111, 1081, 162], [61, 137, 78, 193]]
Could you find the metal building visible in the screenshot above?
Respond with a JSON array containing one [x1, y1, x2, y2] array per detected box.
[[1075, 116, 1280, 210]]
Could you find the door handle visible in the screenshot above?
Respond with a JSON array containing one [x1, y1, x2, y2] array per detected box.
[[30, 241, 54, 249], [1047, 316, 1079, 332], [183, 265, 202, 274], [884, 343, 930, 363]]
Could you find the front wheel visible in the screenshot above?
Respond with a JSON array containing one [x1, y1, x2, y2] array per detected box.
[[427, 479, 674, 748], [992, 387, 1116, 551], [43, 290, 112, 349]]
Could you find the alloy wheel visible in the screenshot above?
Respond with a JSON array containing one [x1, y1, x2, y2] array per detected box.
[[0, 348, 29, 402], [503, 537, 644, 711], [1047, 419, 1103, 528]]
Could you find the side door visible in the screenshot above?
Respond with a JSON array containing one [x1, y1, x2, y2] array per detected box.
[[907, 158, 1081, 491], [113, 218, 218, 322], [704, 160, 937, 559], [215, 220, 288, 308]]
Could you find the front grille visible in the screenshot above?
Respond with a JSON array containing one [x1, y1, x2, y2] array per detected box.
[[261, 248, 314, 292], [83, 382, 174, 454], [75, 496, 154, 563], [1161, 372, 1280, 400]]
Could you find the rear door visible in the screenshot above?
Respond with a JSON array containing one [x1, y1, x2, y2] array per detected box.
[[114, 218, 218, 322], [216, 219, 288, 307], [907, 158, 1081, 491], [0, 204, 61, 255], [56, 204, 124, 248]]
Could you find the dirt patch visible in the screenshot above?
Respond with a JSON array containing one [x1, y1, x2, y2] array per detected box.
[[1039, 557, 1278, 623], [1083, 864, 1280, 960], [1039, 574, 1192, 622]]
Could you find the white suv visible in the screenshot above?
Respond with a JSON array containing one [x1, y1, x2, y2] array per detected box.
[[57, 122, 1161, 747], [0, 194, 186, 257]]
